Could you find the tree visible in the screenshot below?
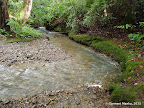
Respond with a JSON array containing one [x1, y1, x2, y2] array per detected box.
[[20, 0, 33, 20], [0, 0, 9, 30]]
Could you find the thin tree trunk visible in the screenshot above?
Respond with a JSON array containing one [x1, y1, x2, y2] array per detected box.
[[0, 0, 10, 30], [20, 0, 33, 20]]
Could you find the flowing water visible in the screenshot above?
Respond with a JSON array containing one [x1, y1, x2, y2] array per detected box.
[[0, 27, 121, 99]]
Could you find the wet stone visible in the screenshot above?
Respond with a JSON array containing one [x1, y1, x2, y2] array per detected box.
[[93, 90, 97, 94], [2, 99, 9, 104]]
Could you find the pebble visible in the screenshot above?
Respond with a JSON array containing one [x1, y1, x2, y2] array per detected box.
[[92, 96, 97, 100], [0, 39, 70, 65], [93, 90, 97, 94], [2, 99, 9, 104], [0, 85, 110, 108], [48, 92, 55, 96]]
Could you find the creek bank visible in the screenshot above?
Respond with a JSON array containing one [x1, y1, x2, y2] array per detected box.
[[68, 33, 144, 107], [68, 33, 129, 71]]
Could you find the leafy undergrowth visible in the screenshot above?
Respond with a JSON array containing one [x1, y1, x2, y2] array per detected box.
[[0, 19, 42, 41], [69, 33, 144, 107]]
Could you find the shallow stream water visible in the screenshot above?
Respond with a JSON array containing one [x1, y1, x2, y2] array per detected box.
[[0, 27, 121, 99]]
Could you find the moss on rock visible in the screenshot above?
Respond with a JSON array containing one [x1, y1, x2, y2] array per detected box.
[[91, 41, 128, 64], [69, 34, 103, 46], [111, 86, 136, 103]]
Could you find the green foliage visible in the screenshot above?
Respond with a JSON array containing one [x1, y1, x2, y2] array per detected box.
[[139, 22, 144, 27], [31, 0, 51, 25], [0, 29, 9, 40], [85, 0, 94, 8], [114, 24, 136, 29], [32, 0, 85, 32], [21, 26, 42, 38], [83, 0, 110, 27], [111, 86, 136, 102], [7, 19, 42, 38], [31, 0, 112, 31], [128, 33, 144, 50], [29, 0, 143, 32], [0, 29, 9, 35], [8, 0, 23, 18], [66, 0, 87, 32]]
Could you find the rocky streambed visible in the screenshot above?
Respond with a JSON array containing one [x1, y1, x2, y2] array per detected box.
[[0, 38, 71, 66], [0, 85, 112, 108], [0, 30, 122, 107]]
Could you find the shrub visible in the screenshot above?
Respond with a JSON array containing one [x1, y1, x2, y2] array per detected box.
[[31, 0, 51, 25], [8, 0, 23, 18], [83, 0, 108, 27], [128, 33, 144, 50], [7, 19, 42, 38]]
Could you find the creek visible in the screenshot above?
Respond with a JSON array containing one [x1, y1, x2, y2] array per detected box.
[[0, 27, 121, 99]]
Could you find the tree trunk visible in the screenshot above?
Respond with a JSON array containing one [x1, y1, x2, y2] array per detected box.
[[0, 0, 9, 30], [20, 0, 33, 20]]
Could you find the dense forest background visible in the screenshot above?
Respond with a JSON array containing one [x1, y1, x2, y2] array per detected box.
[[30, 0, 144, 32], [2, 0, 144, 33], [0, 0, 142, 50]]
